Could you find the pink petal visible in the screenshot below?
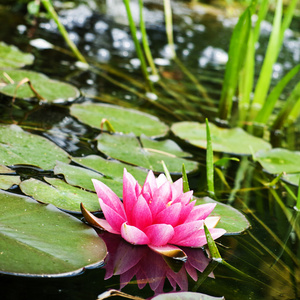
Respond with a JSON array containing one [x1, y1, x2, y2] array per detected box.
[[150, 181, 172, 217], [177, 200, 196, 224], [142, 170, 157, 199], [144, 224, 174, 246], [131, 194, 153, 230], [169, 220, 204, 245], [99, 198, 126, 233], [123, 169, 139, 223], [171, 178, 183, 200], [184, 203, 216, 223], [173, 190, 193, 206], [121, 222, 150, 245], [93, 218, 120, 234], [154, 202, 182, 227], [148, 244, 187, 260], [156, 173, 168, 187], [92, 179, 126, 218], [174, 228, 226, 247]]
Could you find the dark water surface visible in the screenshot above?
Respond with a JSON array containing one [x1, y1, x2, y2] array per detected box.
[[0, 1, 300, 299]]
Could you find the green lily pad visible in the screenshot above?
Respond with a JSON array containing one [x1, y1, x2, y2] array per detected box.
[[0, 189, 106, 277], [54, 160, 124, 198], [255, 148, 300, 174], [195, 197, 250, 234], [97, 133, 198, 173], [20, 177, 99, 212], [152, 292, 224, 300], [282, 173, 300, 186], [0, 42, 34, 69], [70, 103, 169, 137], [0, 175, 20, 190], [0, 69, 80, 102], [171, 121, 271, 155], [0, 124, 70, 170], [72, 155, 148, 185]]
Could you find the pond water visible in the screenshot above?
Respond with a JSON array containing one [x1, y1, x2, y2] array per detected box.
[[0, 0, 300, 299]]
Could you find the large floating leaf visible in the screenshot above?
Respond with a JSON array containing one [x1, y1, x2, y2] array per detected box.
[[0, 69, 80, 102], [20, 177, 99, 212], [0, 42, 34, 69], [97, 133, 198, 173], [72, 155, 148, 184], [171, 121, 271, 155], [152, 292, 224, 300], [196, 197, 250, 234], [0, 125, 70, 170], [70, 103, 168, 137], [0, 165, 20, 190], [255, 148, 300, 174], [54, 160, 124, 198], [0, 190, 106, 276]]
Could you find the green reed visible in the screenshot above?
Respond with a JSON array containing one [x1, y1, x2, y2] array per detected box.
[[219, 0, 300, 131]]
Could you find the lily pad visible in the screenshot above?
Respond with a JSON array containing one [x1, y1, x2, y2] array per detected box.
[[0, 42, 34, 69], [0, 189, 107, 276], [0, 69, 80, 102], [255, 148, 300, 174], [0, 124, 70, 170], [97, 133, 198, 173], [196, 197, 250, 234], [54, 160, 124, 198], [72, 155, 148, 184], [0, 175, 20, 190], [171, 121, 271, 155], [20, 177, 99, 212], [152, 292, 224, 300], [70, 103, 169, 137], [282, 173, 300, 186]]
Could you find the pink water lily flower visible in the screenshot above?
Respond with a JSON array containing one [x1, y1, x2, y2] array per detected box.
[[82, 169, 225, 256]]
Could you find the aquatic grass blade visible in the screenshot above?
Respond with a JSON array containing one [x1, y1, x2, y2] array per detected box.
[[40, 0, 87, 64], [163, 0, 176, 59], [182, 164, 190, 193], [162, 160, 173, 183], [206, 119, 214, 196], [218, 7, 251, 120], [271, 80, 300, 130], [297, 178, 300, 211], [204, 224, 222, 260], [250, 0, 283, 119], [255, 64, 300, 124]]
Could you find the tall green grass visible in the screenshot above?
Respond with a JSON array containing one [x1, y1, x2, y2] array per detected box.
[[219, 0, 300, 131]]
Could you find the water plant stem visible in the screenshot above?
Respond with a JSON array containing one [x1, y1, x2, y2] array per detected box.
[[123, 0, 154, 92], [163, 0, 176, 59], [40, 0, 87, 64]]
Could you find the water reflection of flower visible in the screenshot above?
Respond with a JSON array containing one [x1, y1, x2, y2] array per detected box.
[[101, 233, 212, 295]]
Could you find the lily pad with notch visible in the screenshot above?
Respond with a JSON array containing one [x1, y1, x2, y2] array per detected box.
[[171, 121, 271, 155], [0, 124, 70, 170], [0, 42, 34, 69], [20, 177, 99, 212], [70, 103, 169, 137], [96, 133, 198, 174], [54, 160, 124, 198], [0, 69, 80, 102], [0, 189, 107, 277]]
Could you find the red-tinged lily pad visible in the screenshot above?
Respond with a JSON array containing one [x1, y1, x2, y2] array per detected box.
[[196, 197, 250, 234], [20, 177, 99, 212], [0, 69, 80, 102], [97, 133, 198, 174], [0, 124, 70, 170], [70, 103, 169, 137], [0, 189, 107, 277], [171, 121, 271, 155]]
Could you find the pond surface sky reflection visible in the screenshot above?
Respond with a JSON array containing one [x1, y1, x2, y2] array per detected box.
[[0, 0, 300, 299]]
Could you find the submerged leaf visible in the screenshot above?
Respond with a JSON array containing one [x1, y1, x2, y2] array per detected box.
[[152, 292, 224, 300], [0, 190, 107, 276], [171, 121, 271, 155]]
